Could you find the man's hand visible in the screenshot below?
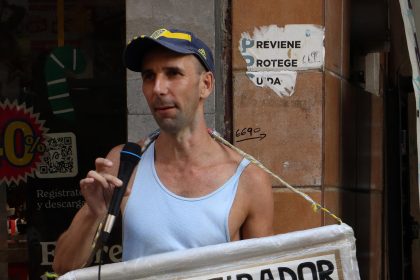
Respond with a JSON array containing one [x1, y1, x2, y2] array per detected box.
[[80, 158, 123, 217]]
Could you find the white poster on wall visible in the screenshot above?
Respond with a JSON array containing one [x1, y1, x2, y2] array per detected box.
[[239, 24, 324, 97]]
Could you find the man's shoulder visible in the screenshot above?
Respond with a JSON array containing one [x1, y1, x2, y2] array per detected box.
[[240, 161, 272, 189], [235, 159, 272, 201]]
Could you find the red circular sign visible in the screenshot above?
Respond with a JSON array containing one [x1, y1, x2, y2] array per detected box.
[[0, 101, 48, 184]]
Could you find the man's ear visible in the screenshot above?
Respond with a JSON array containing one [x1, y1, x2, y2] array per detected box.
[[199, 71, 214, 99]]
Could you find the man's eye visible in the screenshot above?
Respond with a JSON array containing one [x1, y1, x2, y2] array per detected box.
[[167, 69, 181, 77], [142, 73, 154, 80]]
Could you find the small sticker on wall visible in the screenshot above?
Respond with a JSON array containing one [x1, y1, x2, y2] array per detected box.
[[36, 132, 78, 178], [240, 24, 324, 97]]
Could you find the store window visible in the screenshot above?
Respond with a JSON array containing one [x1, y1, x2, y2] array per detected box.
[[0, 0, 126, 279]]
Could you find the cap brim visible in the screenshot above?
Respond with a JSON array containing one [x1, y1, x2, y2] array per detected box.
[[124, 37, 195, 72]]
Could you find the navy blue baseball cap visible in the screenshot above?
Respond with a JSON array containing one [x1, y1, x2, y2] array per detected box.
[[124, 28, 215, 73]]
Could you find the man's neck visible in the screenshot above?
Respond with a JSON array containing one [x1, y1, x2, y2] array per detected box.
[[154, 125, 218, 165]]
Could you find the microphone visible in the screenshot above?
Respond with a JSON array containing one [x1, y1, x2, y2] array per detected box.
[[101, 142, 142, 244]]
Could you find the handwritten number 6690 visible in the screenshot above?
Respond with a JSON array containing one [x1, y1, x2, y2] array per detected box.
[[235, 127, 267, 143]]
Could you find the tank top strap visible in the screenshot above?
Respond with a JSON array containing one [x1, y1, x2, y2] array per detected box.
[[233, 158, 250, 178]]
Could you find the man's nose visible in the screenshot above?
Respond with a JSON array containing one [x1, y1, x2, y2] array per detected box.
[[152, 74, 168, 95]]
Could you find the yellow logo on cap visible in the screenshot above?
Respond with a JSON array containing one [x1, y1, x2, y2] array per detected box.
[[147, 28, 192, 42], [198, 48, 207, 59]]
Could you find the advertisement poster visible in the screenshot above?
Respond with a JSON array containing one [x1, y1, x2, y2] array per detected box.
[[1, 1, 126, 279]]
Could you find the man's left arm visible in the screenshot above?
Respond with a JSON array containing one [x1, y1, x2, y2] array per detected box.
[[240, 165, 274, 238]]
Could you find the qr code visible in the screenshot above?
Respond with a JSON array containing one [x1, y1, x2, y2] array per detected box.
[[36, 132, 78, 178]]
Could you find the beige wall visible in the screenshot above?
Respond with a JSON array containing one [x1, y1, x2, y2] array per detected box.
[[232, 0, 324, 235]]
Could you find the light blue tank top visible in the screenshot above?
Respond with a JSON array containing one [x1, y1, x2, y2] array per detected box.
[[122, 142, 250, 261]]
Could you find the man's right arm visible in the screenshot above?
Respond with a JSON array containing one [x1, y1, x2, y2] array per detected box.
[[52, 147, 123, 275], [52, 204, 104, 274]]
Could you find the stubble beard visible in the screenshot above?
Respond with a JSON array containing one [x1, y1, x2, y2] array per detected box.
[[154, 113, 188, 134], [153, 100, 200, 135]]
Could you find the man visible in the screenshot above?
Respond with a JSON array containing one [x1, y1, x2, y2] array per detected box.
[[52, 28, 274, 274]]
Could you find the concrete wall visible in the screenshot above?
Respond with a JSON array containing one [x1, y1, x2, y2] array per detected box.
[[125, 0, 217, 141]]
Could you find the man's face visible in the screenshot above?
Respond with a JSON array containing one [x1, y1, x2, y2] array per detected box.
[[141, 48, 211, 134]]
